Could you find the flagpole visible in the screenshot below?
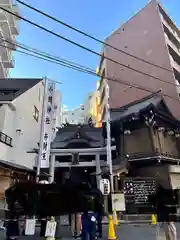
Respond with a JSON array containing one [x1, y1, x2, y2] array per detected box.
[[36, 76, 47, 182]]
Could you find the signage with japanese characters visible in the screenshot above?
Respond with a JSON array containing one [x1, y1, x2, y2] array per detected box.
[[40, 80, 56, 168], [45, 220, 57, 237], [25, 219, 36, 235], [51, 91, 60, 141], [100, 178, 110, 195], [123, 178, 157, 214]]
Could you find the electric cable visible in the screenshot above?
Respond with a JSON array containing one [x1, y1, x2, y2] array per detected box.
[[0, 5, 179, 89], [0, 37, 180, 102], [17, 0, 172, 73]]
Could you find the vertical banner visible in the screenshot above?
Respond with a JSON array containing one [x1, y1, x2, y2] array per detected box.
[[40, 80, 56, 168], [51, 91, 60, 141]]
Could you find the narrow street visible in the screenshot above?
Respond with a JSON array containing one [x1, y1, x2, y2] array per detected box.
[[2, 222, 180, 240], [0, 224, 157, 240]]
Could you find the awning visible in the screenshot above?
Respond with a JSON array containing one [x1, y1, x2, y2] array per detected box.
[[0, 159, 35, 174]]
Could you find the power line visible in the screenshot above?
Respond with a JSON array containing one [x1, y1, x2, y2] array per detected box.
[[0, 5, 178, 89], [11, 40, 94, 73], [0, 41, 157, 95], [1, 37, 180, 103], [1, 37, 94, 74], [0, 43, 94, 76], [16, 0, 172, 73]]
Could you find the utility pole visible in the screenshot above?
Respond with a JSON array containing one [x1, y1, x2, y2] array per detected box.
[[104, 78, 114, 193]]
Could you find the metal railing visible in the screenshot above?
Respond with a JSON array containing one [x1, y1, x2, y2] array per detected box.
[[161, 16, 180, 45], [113, 151, 180, 163]]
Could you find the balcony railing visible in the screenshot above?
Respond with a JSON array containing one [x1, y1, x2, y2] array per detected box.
[[0, 131, 12, 146], [12, 4, 21, 20], [2, 50, 15, 68], [170, 57, 180, 73], [161, 16, 180, 45], [165, 34, 180, 57], [0, 56, 6, 78], [113, 151, 180, 164]]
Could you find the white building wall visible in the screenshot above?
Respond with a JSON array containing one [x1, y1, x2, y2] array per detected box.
[[0, 105, 6, 130], [0, 81, 44, 169]]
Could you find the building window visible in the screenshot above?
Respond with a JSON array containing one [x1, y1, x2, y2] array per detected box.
[[33, 105, 39, 122], [0, 132, 12, 146]]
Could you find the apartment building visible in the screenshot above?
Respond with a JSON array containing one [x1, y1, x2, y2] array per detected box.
[[97, 0, 180, 121], [62, 104, 85, 125], [0, 0, 20, 78]]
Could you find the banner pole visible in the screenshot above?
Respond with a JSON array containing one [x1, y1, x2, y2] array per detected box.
[[36, 76, 47, 182]]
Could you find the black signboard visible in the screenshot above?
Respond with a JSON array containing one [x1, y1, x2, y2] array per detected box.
[[123, 178, 157, 214]]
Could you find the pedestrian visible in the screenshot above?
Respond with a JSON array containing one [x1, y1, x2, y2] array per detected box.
[[68, 214, 72, 229], [90, 186, 104, 239], [96, 203, 104, 238], [38, 172, 51, 237], [81, 195, 97, 240], [6, 217, 20, 240]]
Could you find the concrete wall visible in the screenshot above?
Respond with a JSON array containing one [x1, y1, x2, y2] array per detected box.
[[103, 1, 180, 119], [0, 81, 44, 169]]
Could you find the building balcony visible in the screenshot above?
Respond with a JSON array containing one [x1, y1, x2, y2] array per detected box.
[[0, 57, 6, 78], [0, 29, 9, 62], [161, 16, 180, 45], [0, 0, 13, 7], [4, 68, 10, 78], [170, 57, 180, 74], [7, 11, 19, 36], [2, 50, 15, 68], [176, 86, 180, 96], [165, 34, 180, 58], [0, 11, 14, 49], [12, 4, 21, 21], [0, 131, 12, 146], [10, 19, 19, 35], [0, 0, 20, 17], [0, 0, 20, 34]]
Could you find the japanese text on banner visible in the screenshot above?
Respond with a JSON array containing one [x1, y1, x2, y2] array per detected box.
[[51, 91, 60, 141], [40, 81, 56, 168]]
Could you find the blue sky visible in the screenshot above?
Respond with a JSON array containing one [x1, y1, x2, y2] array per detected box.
[[11, 0, 180, 108]]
